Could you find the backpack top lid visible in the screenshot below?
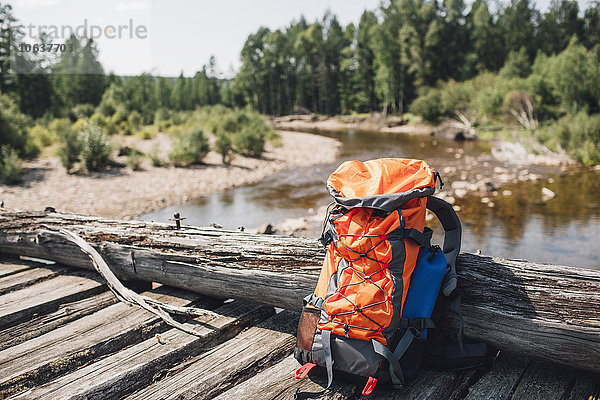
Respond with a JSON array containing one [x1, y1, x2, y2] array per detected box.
[[327, 158, 437, 212]]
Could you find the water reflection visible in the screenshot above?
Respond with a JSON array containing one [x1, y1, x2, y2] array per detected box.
[[140, 129, 600, 270], [455, 172, 600, 269]]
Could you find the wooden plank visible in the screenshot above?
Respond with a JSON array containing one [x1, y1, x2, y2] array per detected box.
[[11, 301, 274, 400], [565, 370, 600, 400], [354, 369, 480, 400], [445, 369, 486, 400], [0, 266, 64, 295], [0, 272, 106, 330], [2, 210, 600, 372], [462, 350, 531, 400], [0, 258, 35, 278], [126, 310, 297, 400], [510, 358, 575, 399], [214, 355, 355, 400], [0, 291, 118, 351], [0, 287, 218, 398]]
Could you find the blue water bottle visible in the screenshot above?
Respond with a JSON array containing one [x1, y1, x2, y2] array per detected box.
[[401, 246, 447, 338]]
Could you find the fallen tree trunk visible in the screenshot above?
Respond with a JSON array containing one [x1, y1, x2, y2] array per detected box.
[[1, 210, 599, 372]]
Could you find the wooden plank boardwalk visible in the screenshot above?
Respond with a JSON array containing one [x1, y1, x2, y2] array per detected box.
[[0, 255, 598, 400]]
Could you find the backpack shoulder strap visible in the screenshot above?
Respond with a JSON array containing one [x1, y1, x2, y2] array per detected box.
[[426, 196, 461, 296]]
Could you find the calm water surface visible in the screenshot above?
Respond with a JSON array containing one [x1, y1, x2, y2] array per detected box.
[[140, 129, 600, 270]]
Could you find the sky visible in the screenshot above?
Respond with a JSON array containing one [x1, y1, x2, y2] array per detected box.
[[10, 0, 594, 77]]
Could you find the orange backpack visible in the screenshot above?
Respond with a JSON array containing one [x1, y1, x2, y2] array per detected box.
[[294, 158, 474, 398]]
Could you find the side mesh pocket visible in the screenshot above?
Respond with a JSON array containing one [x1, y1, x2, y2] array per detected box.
[[294, 306, 321, 364]]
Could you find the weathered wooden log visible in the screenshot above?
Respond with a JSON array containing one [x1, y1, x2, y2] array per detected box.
[[1, 210, 599, 373]]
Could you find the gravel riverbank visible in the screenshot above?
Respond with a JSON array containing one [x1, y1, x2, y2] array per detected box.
[[0, 130, 340, 219]]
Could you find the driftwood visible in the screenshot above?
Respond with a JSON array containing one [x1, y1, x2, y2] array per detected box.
[[0, 210, 599, 373]]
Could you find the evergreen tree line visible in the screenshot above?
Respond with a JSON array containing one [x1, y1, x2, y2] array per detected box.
[[2, 0, 599, 121], [233, 0, 599, 115], [0, 2, 222, 122], [2, 0, 600, 172]]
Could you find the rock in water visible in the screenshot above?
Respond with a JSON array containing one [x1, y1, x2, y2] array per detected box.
[[541, 187, 556, 201]]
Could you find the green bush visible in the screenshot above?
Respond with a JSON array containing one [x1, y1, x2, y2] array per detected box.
[[409, 88, 443, 123], [551, 113, 600, 166], [98, 83, 128, 117], [531, 39, 600, 114], [154, 108, 172, 131], [439, 80, 472, 117], [30, 124, 56, 148], [524, 74, 559, 120], [153, 107, 277, 159], [127, 111, 142, 132], [110, 105, 129, 126], [57, 128, 83, 172], [215, 132, 233, 164], [169, 127, 210, 166], [470, 73, 512, 119], [499, 48, 532, 79], [139, 126, 157, 140], [0, 93, 37, 159], [127, 148, 144, 171], [70, 103, 96, 120], [118, 121, 132, 135], [49, 118, 72, 141], [232, 126, 265, 157], [90, 113, 119, 135], [80, 124, 113, 171], [89, 113, 108, 129], [0, 146, 24, 185], [148, 145, 164, 167], [261, 121, 280, 145]]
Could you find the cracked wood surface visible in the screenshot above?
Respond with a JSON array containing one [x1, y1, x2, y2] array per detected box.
[[12, 301, 274, 400], [125, 310, 296, 400], [0, 285, 211, 398]]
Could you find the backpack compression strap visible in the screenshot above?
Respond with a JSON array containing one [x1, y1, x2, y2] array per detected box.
[[426, 196, 461, 296]]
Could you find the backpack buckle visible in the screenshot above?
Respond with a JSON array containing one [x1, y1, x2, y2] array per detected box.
[[433, 171, 444, 189], [319, 230, 333, 247]]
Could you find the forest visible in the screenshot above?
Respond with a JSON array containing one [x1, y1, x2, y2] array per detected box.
[[1, 0, 600, 183]]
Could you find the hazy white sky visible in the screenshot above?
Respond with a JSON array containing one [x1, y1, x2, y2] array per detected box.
[[10, 0, 593, 77]]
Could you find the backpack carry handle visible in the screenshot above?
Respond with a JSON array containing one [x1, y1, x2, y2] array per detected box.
[[426, 196, 461, 296]]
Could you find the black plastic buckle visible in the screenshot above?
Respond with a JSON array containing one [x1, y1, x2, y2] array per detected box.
[[434, 171, 445, 189], [410, 317, 426, 331], [319, 230, 333, 247]]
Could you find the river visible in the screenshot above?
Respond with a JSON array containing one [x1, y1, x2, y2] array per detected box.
[[140, 129, 600, 270]]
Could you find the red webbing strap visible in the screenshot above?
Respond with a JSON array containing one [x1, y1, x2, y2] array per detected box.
[[295, 362, 317, 379], [362, 376, 378, 395]]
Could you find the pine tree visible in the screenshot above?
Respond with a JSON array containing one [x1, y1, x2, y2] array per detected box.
[[468, 0, 504, 73], [538, 0, 585, 54], [356, 11, 378, 112], [500, 0, 538, 59]]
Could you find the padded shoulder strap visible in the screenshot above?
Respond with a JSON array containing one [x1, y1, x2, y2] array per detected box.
[[426, 196, 461, 296]]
